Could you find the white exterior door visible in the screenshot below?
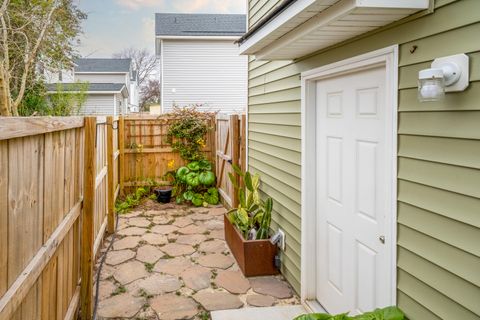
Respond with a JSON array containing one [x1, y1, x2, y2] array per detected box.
[[315, 65, 394, 315]]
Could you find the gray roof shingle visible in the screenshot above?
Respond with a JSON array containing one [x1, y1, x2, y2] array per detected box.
[[46, 83, 126, 92], [75, 58, 131, 73], [155, 13, 246, 37]]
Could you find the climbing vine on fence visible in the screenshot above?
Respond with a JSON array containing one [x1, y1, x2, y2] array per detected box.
[[166, 106, 215, 161]]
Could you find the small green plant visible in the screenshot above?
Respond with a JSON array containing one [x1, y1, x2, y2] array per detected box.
[[138, 289, 154, 299], [199, 310, 211, 320], [294, 306, 404, 320], [227, 165, 273, 240], [111, 285, 126, 296], [144, 262, 155, 273], [115, 185, 154, 214]]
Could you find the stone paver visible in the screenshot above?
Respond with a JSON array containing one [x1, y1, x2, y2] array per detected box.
[[198, 239, 227, 254], [172, 216, 193, 227], [97, 293, 145, 318], [96, 203, 298, 319], [194, 291, 243, 311], [250, 277, 293, 299], [197, 253, 234, 269], [97, 280, 116, 300], [127, 217, 151, 227], [144, 209, 167, 216], [105, 249, 135, 265], [151, 224, 178, 234], [154, 256, 194, 275], [189, 213, 213, 221], [152, 215, 172, 224], [136, 244, 164, 264], [141, 232, 168, 245], [112, 236, 141, 250], [203, 219, 224, 230], [181, 266, 212, 291], [123, 211, 142, 218], [209, 207, 227, 216], [127, 273, 181, 296], [209, 229, 225, 240], [176, 234, 207, 245], [117, 226, 146, 236], [100, 264, 116, 280], [113, 260, 149, 285], [150, 294, 198, 320], [178, 224, 207, 235], [216, 270, 250, 294], [246, 294, 275, 307], [161, 243, 195, 256]]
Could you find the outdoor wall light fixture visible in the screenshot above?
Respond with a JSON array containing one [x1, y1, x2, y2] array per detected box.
[[418, 53, 469, 102]]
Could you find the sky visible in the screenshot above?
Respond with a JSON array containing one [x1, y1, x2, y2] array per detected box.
[[77, 0, 247, 58]]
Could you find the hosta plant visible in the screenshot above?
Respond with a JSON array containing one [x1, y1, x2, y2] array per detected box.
[[165, 159, 219, 207], [227, 165, 273, 240], [293, 306, 404, 320]]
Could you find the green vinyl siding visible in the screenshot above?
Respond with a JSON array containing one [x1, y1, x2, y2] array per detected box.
[[247, 0, 480, 317], [248, 0, 282, 28]]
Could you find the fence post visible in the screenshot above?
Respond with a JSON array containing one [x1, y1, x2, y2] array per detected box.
[[118, 116, 125, 196], [230, 114, 240, 208], [106, 116, 115, 234], [240, 114, 247, 174], [80, 117, 96, 320]]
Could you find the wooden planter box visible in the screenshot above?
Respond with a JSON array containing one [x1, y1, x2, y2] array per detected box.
[[224, 213, 279, 277]]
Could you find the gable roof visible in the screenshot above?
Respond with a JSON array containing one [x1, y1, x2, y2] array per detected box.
[[155, 13, 246, 37], [75, 58, 131, 73]]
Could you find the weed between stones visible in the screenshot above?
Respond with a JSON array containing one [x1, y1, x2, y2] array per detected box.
[[111, 285, 126, 296], [144, 262, 155, 272]]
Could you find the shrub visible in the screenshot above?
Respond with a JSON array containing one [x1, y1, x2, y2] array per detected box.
[[166, 105, 215, 161]]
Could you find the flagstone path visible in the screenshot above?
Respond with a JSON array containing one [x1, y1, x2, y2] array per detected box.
[[95, 200, 299, 320]]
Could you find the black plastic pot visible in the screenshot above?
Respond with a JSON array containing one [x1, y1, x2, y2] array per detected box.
[[154, 187, 172, 203]]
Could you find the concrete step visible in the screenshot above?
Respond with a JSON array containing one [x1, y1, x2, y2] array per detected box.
[[211, 305, 308, 320]]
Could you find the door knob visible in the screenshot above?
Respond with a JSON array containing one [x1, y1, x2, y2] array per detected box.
[[379, 235, 385, 244]]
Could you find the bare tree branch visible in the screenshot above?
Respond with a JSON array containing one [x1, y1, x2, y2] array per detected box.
[[113, 47, 157, 86]]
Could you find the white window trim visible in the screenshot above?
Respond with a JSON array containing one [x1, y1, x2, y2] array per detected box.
[[300, 45, 399, 311]]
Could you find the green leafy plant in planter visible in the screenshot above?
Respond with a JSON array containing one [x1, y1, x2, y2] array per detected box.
[[293, 306, 404, 320], [227, 165, 273, 240], [165, 159, 219, 207]]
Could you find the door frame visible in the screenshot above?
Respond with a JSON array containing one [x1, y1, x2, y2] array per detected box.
[[300, 45, 399, 312]]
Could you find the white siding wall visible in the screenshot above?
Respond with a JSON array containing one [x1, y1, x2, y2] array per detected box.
[[75, 73, 127, 83], [161, 39, 247, 114], [79, 94, 115, 115]]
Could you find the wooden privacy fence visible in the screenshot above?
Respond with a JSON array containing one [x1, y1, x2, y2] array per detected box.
[[0, 116, 120, 320], [120, 115, 215, 191], [216, 114, 246, 208], [0, 113, 242, 319]]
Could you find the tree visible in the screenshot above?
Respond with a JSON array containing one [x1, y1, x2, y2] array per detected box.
[[112, 47, 157, 86], [0, 0, 86, 116], [139, 78, 160, 111]]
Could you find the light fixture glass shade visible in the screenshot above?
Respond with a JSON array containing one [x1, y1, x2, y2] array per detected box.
[[418, 68, 445, 102]]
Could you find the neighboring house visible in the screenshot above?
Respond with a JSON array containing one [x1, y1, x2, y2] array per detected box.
[[155, 13, 248, 114], [238, 0, 480, 319], [45, 58, 139, 115]]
